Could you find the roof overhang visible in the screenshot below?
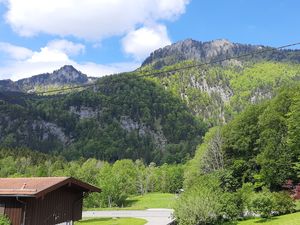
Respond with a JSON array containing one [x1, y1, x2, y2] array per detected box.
[[0, 177, 101, 199]]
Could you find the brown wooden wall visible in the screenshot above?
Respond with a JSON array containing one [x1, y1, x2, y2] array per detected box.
[[24, 186, 83, 225], [0, 198, 24, 225], [1, 186, 83, 225]]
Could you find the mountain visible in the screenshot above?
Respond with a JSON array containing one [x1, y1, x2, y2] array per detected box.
[[16, 65, 93, 93], [142, 39, 300, 69], [0, 38, 300, 163], [141, 39, 300, 125], [0, 79, 21, 92], [0, 74, 206, 164], [0, 65, 96, 93]]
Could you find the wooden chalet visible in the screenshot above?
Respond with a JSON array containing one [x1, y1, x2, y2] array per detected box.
[[0, 177, 101, 225]]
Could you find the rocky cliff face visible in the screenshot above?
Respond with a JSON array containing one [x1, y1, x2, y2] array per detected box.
[[142, 39, 300, 69]]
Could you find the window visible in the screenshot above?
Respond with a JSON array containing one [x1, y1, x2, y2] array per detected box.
[[0, 203, 4, 215]]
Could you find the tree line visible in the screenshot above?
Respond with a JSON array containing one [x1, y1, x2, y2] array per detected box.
[[0, 148, 183, 208]]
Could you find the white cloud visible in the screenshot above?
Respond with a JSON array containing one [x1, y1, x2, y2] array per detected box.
[[47, 39, 85, 56], [26, 39, 85, 63], [122, 24, 171, 60], [3, 0, 190, 40], [28, 47, 70, 63], [0, 41, 139, 80], [0, 42, 33, 60]]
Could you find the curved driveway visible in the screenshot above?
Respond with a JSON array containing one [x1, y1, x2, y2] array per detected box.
[[83, 209, 174, 225]]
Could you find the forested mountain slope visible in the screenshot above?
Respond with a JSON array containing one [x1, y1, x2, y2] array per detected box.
[[147, 61, 300, 125], [185, 84, 300, 190], [142, 39, 300, 126], [0, 74, 206, 163], [0, 39, 300, 163]]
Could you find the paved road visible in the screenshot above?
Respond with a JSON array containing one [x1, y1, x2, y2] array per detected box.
[[83, 209, 174, 225]]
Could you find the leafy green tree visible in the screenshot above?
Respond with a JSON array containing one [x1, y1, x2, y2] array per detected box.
[[256, 89, 293, 189], [0, 215, 10, 225], [96, 160, 138, 207], [184, 127, 224, 189], [155, 163, 184, 193], [221, 85, 300, 189]]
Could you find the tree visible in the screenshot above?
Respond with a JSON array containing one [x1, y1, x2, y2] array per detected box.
[[0, 215, 10, 225], [184, 127, 224, 188], [96, 160, 137, 207]]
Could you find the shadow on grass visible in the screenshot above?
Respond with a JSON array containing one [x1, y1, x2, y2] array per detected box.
[[122, 199, 139, 207], [254, 217, 279, 223], [224, 217, 279, 225]]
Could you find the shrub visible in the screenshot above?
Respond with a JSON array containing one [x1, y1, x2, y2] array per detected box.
[[235, 183, 256, 217], [250, 190, 296, 218], [174, 175, 222, 225], [250, 191, 275, 218], [272, 191, 295, 215], [174, 174, 240, 225], [220, 192, 241, 220], [0, 215, 11, 225]]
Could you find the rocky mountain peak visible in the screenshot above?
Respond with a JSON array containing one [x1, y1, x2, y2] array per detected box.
[[12, 65, 89, 92], [141, 39, 261, 68], [177, 38, 233, 50], [50, 65, 88, 83], [208, 39, 234, 50], [0, 79, 20, 92], [55, 65, 81, 75]]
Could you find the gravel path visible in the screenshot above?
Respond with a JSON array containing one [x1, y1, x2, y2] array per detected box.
[[83, 209, 174, 225]]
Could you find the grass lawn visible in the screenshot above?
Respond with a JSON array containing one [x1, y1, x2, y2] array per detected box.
[[88, 193, 176, 210], [235, 212, 300, 225], [296, 200, 300, 211], [76, 218, 147, 225], [124, 192, 176, 209]]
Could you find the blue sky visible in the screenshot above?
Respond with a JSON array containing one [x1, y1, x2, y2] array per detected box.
[[0, 0, 299, 80]]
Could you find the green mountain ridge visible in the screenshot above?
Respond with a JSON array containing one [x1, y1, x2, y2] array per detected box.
[[1, 39, 300, 163], [0, 75, 206, 164], [148, 61, 300, 125]]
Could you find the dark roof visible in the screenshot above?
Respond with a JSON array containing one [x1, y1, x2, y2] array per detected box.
[[0, 177, 101, 198]]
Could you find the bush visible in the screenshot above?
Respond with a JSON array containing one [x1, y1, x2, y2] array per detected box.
[[174, 176, 222, 225], [250, 191, 274, 218], [0, 215, 10, 225], [174, 174, 240, 225], [250, 190, 296, 218], [234, 183, 256, 217], [220, 192, 241, 220], [272, 192, 295, 215]]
